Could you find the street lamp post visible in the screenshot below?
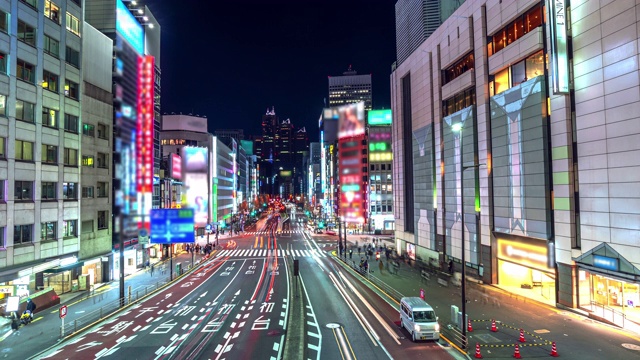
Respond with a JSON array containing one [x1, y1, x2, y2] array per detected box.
[[452, 122, 484, 349]]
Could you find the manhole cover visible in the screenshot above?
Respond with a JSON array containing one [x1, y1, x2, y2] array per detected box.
[[475, 333, 502, 343], [326, 323, 341, 329], [622, 343, 640, 351]]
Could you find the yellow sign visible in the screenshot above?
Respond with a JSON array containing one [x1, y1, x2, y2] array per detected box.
[[497, 238, 550, 272], [0, 285, 15, 295]]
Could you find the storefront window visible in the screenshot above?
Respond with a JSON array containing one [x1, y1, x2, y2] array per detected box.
[[526, 51, 545, 80], [494, 68, 510, 95]]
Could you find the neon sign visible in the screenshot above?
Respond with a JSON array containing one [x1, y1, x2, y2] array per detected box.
[[116, 0, 144, 55], [367, 109, 392, 125], [136, 55, 155, 230]]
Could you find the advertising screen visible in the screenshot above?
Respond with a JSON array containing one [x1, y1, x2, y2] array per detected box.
[[368, 109, 392, 125], [150, 209, 195, 244], [136, 56, 155, 233], [337, 102, 365, 139], [182, 147, 208, 227], [116, 0, 144, 55], [171, 153, 182, 180]]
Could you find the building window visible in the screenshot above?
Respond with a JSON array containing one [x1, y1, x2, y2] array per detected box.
[[64, 80, 79, 100], [0, 94, 6, 116], [14, 181, 33, 200], [63, 219, 77, 238], [442, 88, 476, 117], [20, 0, 37, 8], [442, 52, 474, 85], [97, 152, 108, 168], [0, 180, 4, 200], [64, 113, 79, 133], [98, 211, 108, 230], [69, 0, 81, 7], [62, 182, 77, 199], [42, 181, 57, 200], [489, 50, 545, 96], [81, 220, 93, 234], [97, 123, 108, 139], [64, 147, 77, 166], [14, 224, 32, 245], [16, 99, 35, 122], [41, 222, 57, 241], [45, 1, 61, 24], [66, 46, 80, 68], [44, 35, 60, 57], [15, 140, 34, 161], [42, 107, 58, 128], [488, 3, 544, 56], [0, 227, 4, 248], [16, 59, 36, 84], [0, 10, 7, 33], [0, 137, 5, 159], [42, 144, 58, 164], [0, 52, 7, 74], [17, 20, 36, 47], [42, 70, 59, 93], [82, 123, 95, 137], [82, 186, 94, 198], [97, 182, 108, 198], [82, 155, 94, 167], [65, 12, 81, 37]]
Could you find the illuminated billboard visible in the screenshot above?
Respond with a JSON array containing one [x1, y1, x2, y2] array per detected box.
[[182, 147, 209, 227], [116, 0, 144, 55], [368, 109, 392, 126], [280, 170, 292, 177], [337, 102, 365, 139], [170, 153, 182, 180], [150, 209, 195, 244], [136, 56, 155, 232]]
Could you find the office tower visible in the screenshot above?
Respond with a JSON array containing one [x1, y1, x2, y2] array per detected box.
[[395, 0, 465, 66], [328, 66, 372, 110]]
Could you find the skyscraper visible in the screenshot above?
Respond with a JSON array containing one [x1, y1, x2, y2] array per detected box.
[[395, 0, 466, 66], [328, 66, 372, 110]]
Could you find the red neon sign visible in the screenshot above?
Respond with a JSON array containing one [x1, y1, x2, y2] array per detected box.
[[136, 55, 155, 194]]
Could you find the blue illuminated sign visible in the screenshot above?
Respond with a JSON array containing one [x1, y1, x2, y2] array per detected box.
[[116, 0, 144, 55], [593, 255, 619, 272], [150, 209, 195, 244]]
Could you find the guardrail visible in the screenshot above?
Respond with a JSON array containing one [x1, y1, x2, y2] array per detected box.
[[337, 256, 405, 302], [589, 301, 626, 328]]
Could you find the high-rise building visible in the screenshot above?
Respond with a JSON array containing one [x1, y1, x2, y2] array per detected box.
[[0, 0, 113, 296], [85, 0, 160, 277], [366, 110, 394, 233], [328, 66, 372, 110], [394, 0, 466, 66], [392, 0, 640, 327], [215, 129, 244, 143]]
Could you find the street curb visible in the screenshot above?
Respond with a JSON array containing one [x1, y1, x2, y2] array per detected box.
[[282, 256, 305, 359], [27, 252, 217, 360]]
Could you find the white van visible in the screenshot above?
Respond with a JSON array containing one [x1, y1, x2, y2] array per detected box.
[[399, 297, 440, 341]]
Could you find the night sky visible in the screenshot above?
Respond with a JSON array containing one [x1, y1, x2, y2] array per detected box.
[[143, 0, 397, 142]]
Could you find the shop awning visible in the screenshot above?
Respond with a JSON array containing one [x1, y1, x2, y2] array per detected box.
[[573, 243, 640, 281], [44, 261, 85, 274]]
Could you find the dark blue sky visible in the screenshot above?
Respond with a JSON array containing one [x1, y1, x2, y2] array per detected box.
[[144, 0, 397, 141]]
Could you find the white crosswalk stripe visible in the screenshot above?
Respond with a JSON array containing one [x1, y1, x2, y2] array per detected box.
[[216, 248, 327, 259]]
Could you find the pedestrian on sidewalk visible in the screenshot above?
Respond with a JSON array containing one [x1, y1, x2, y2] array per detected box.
[[385, 260, 391, 274], [150, 263, 154, 276], [448, 259, 454, 274], [349, 249, 353, 260], [379, 260, 383, 274]]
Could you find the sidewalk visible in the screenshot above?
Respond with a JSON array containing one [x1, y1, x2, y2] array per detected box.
[[337, 238, 640, 358]]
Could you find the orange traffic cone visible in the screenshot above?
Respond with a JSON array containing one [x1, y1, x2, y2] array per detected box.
[[550, 341, 559, 357], [490, 319, 498, 332], [468, 319, 473, 332], [518, 328, 526, 343], [513, 343, 522, 359], [474, 343, 483, 359]]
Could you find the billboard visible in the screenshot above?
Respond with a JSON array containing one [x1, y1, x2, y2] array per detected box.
[[116, 0, 144, 55], [368, 109, 392, 126], [182, 147, 209, 227], [170, 153, 182, 180], [136, 56, 155, 232], [150, 209, 195, 244], [337, 102, 365, 139]]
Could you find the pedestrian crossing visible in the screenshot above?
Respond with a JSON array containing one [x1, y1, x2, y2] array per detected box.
[[244, 230, 306, 235], [216, 248, 327, 258]]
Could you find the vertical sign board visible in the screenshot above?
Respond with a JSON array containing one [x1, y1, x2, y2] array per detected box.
[[137, 55, 155, 232], [549, 0, 570, 94]]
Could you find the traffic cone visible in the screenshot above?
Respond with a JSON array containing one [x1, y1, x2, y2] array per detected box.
[[474, 343, 483, 359], [518, 328, 526, 343], [490, 319, 498, 332], [550, 341, 559, 357], [513, 344, 522, 359], [468, 319, 473, 332]]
